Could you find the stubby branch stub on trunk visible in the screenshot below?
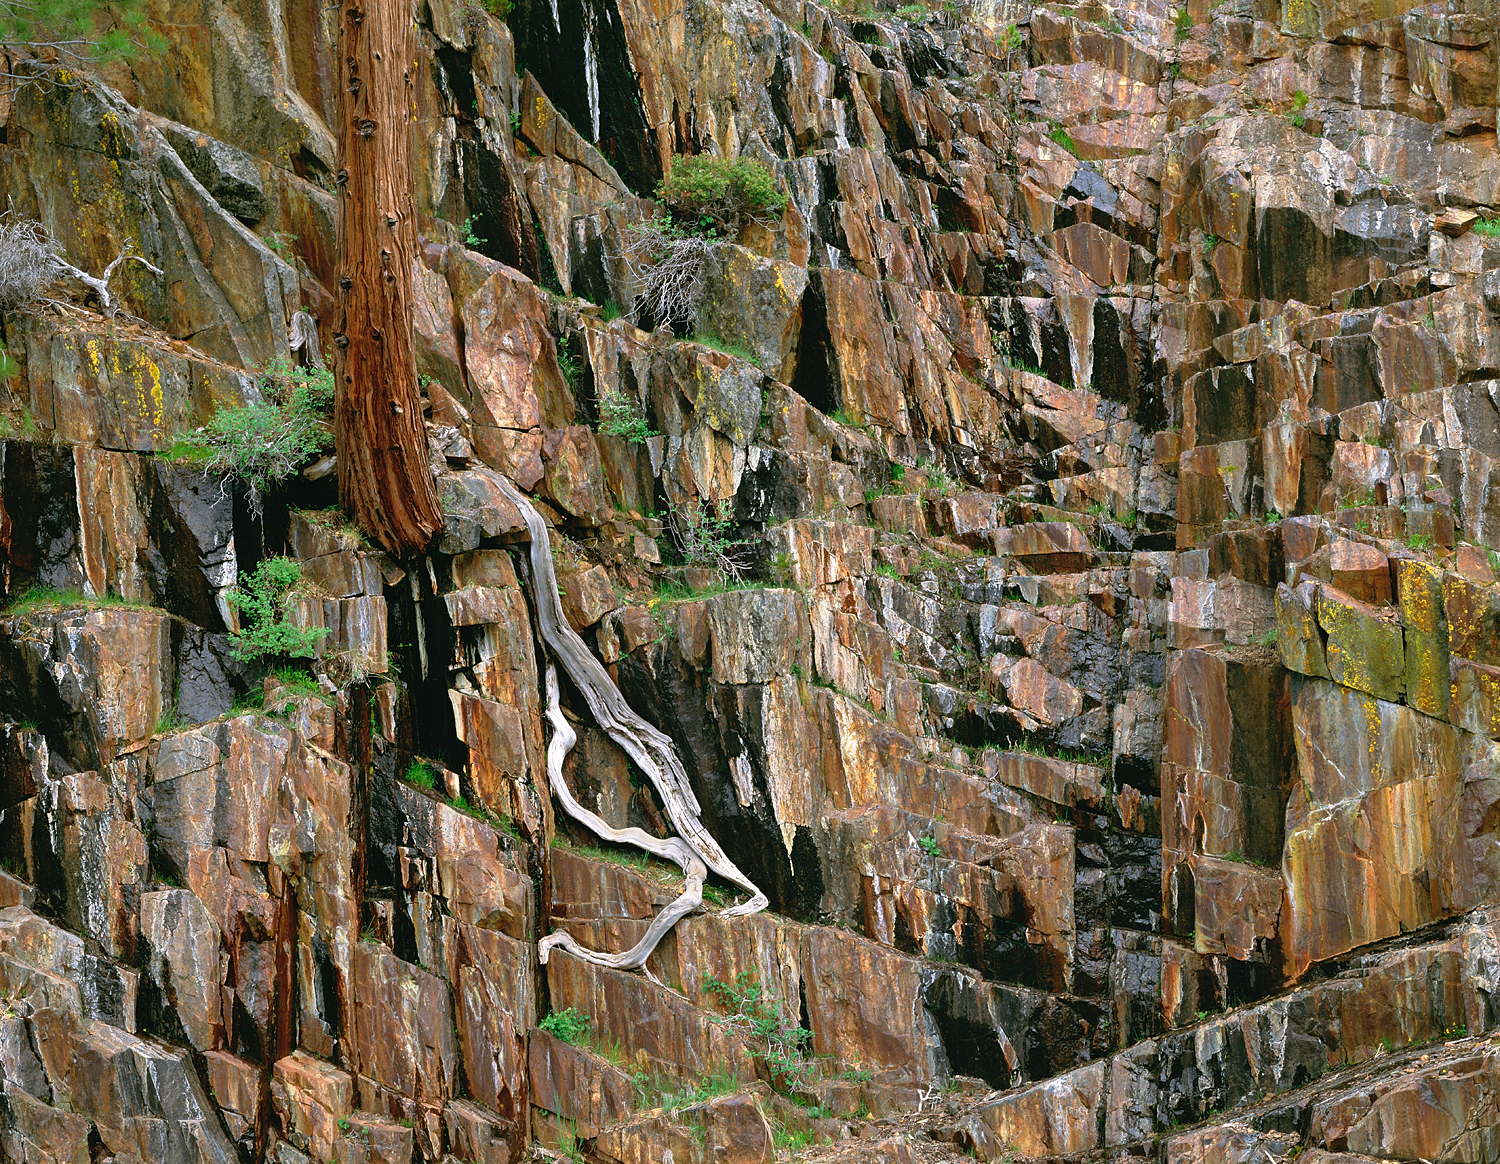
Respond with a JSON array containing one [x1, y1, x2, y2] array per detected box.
[[332, 0, 444, 555]]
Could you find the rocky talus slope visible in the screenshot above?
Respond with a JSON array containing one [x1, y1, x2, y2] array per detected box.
[[1, 0, 1499, 1159]]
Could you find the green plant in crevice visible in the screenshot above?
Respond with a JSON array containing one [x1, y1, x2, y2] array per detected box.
[[668, 497, 750, 579], [177, 358, 333, 507], [596, 384, 658, 444], [1286, 89, 1310, 128], [703, 971, 814, 1092], [919, 835, 942, 858], [0, 0, 166, 82], [658, 154, 788, 238], [1173, 7, 1193, 39], [225, 556, 328, 663], [460, 215, 486, 248], [402, 759, 439, 790], [1047, 124, 1079, 157], [555, 334, 582, 387], [539, 1006, 592, 1045]]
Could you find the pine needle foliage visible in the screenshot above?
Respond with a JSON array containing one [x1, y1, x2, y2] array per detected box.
[[0, 0, 165, 83]]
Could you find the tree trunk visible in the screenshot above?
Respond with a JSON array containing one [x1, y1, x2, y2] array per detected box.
[[332, 0, 443, 555]]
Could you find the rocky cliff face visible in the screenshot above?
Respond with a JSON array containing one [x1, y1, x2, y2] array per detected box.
[[1, 0, 1499, 1160]]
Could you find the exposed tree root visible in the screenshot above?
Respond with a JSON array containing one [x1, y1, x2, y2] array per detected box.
[[492, 474, 768, 971]]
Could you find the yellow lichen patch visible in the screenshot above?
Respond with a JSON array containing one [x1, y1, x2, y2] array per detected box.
[[1318, 588, 1405, 703]]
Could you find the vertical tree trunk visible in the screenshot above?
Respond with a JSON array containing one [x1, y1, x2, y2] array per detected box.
[[332, 0, 443, 554]]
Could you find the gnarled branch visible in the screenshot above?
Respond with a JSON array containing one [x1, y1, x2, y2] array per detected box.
[[492, 474, 768, 972]]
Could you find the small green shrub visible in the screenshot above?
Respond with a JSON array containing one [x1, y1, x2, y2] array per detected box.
[[919, 835, 941, 858], [555, 334, 581, 386], [703, 971, 814, 1091], [997, 22, 1023, 54], [539, 1007, 592, 1045], [461, 215, 486, 247], [1473, 216, 1500, 238], [669, 498, 750, 579], [181, 359, 332, 504], [0, 0, 166, 72], [597, 385, 658, 443], [1173, 8, 1193, 39], [226, 556, 328, 662], [689, 332, 762, 366], [659, 154, 788, 237], [1287, 89, 1309, 128]]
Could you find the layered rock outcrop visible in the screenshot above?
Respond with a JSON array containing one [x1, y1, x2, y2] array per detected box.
[[1, 0, 1499, 1158]]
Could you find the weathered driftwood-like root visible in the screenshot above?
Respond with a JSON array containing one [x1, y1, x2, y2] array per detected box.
[[492, 474, 768, 969], [537, 665, 706, 971]]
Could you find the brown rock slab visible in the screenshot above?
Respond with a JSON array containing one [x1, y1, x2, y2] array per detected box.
[[970, 1060, 1104, 1157], [204, 1049, 262, 1143], [1009, 521, 1095, 572], [350, 941, 458, 1105], [527, 1028, 634, 1138], [1277, 580, 1333, 679], [592, 1093, 775, 1164], [1283, 679, 1500, 977], [1396, 558, 1451, 719], [1328, 537, 1392, 605], [990, 656, 1085, 726], [558, 564, 617, 631], [272, 1052, 355, 1164], [140, 887, 224, 1051], [445, 1098, 520, 1164], [1191, 856, 1283, 961]]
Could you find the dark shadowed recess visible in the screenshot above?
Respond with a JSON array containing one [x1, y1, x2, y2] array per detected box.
[[614, 646, 825, 921], [510, 0, 658, 197]]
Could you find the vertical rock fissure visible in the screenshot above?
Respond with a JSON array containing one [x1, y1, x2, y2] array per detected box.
[[492, 474, 768, 970]]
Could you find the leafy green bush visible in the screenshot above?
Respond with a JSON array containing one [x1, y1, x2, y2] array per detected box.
[[597, 385, 657, 444], [226, 556, 328, 662], [659, 154, 788, 237], [1173, 8, 1193, 39], [1287, 89, 1310, 128], [703, 971, 814, 1091], [1047, 125, 1079, 157], [556, 335, 581, 386], [670, 498, 750, 579], [539, 1007, 592, 1045], [182, 359, 333, 505]]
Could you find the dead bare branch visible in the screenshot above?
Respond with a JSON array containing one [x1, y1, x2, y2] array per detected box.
[[0, 212, 160, 315], [622, 216, 714, 333]]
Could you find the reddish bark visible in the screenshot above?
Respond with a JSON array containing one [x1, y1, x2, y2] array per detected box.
[[332, 0, 443, 554]]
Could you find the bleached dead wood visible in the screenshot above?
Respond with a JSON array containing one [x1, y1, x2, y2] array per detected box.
[[492, 473, 768, 971]]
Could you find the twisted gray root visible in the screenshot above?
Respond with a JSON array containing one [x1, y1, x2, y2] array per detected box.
[[491, 475, 768, 971]]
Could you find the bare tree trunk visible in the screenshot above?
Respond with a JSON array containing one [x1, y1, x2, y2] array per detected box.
[[332, 0, 443, 554]]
